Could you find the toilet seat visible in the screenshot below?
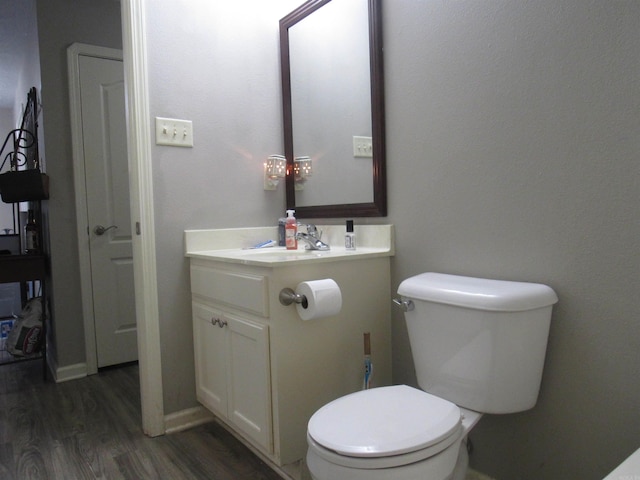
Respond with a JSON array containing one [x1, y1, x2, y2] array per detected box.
[[307, 427, 462, 470], [307, 385, 462, 468]]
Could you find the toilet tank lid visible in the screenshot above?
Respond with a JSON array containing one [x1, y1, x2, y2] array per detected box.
[[397, 273, 558, 312]]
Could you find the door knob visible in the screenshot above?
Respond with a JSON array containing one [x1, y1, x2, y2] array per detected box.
[[94, 224, 118, 236]]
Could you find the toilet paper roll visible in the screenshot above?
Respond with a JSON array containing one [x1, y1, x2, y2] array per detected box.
[[295, 279, 342, 321]]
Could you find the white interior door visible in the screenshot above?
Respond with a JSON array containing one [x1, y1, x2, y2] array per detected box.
[[77, 53, 137, 368]]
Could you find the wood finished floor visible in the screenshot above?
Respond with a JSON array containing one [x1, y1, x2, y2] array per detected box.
[[0, 360, 282, 480]]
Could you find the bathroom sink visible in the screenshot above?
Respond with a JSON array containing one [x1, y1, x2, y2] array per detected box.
[[235, 247, 334, 262]]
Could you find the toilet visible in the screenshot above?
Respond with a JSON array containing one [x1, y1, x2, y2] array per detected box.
[[306, 272, 558, 480]]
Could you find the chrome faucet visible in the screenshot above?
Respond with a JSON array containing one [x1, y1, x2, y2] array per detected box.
[[296, 224, 330, 251]]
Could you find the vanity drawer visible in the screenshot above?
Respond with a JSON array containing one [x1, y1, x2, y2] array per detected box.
[[190, 265, 268, 316]]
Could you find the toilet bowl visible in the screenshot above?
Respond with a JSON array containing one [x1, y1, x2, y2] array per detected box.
[[306, 272, 558, 480], [306, 385, 481, 480]]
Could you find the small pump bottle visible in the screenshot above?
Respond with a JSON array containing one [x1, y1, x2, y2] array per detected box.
[[345, 219, 356, 250], [285, 210, 297, 250]]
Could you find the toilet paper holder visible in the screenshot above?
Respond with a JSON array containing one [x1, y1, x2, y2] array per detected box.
[[279, 287, 308, 308]]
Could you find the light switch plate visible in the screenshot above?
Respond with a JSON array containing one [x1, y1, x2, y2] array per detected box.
[[155, 117, 193, 147], [353, 135, 373, 158]]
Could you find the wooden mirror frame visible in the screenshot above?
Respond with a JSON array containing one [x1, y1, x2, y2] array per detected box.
[[280, 0, 386, 218]]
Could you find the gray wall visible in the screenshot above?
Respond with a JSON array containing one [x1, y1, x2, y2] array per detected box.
[[8, 0, 40, 119], [0, 0, 40, 239], [39, 0, 638, 479], [36, 0, 122, 367], [145, 0, 302, 412], [385, 1, 639, 479], [0, 109, 15, 229]]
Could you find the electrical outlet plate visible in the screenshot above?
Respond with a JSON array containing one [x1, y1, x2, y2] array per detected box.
[[353, 135, 373, 158], [155, 117, 193, 147]]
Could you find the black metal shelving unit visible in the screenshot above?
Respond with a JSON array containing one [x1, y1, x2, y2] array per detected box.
[[0, 87, 49, 377]]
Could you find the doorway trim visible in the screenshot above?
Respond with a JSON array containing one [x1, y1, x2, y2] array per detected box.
[[69, 36, 164, 436], [120, 0, 165, 437], [68, 42, 125, 376], [68, 4, 164, 437]]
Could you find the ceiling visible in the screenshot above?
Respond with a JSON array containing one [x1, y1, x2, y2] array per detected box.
[[0, 0, 37, 109]]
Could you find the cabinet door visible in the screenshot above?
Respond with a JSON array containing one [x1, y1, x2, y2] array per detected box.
[[226, 312, 272, 453], [192, 303, 228, 418]]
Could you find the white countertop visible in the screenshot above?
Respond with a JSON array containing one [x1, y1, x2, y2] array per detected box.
[[184, 225, 394, 267], [186, 246, 392, 266]]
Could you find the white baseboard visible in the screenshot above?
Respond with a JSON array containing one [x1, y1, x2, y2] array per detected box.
[[164, 405, 214, 434], [46, 348, 87, 382], [53, 361, 88, 383]]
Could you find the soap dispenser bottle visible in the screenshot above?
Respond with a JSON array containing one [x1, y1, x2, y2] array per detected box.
[[285, 210, 297, 250]]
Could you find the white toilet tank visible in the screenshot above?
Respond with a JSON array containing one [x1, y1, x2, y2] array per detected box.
[[397, 273, 558, 414]]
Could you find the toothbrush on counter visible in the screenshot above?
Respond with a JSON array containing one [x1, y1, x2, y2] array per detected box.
[[243, 240, 277, 249]]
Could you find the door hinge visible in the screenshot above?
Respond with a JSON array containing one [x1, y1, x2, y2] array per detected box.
[[135, 222, 141, 235]]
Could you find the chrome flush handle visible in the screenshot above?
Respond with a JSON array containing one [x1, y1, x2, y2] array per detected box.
[[393, 298, 414, 312]]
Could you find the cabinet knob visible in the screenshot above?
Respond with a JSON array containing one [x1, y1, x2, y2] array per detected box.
[[210, 317, 227, 328]]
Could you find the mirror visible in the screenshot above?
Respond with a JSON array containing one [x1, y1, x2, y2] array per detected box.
[[280, 0, 386, 218]]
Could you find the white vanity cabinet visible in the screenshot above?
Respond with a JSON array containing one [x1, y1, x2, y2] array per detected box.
[[191, 262, 272, 452], [186, 225, 394, 473], [192, 301, 272, 452]]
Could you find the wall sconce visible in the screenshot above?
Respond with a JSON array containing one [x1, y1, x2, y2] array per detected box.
[[264, 154, 286, 190], [293, 156, 312, 190]]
